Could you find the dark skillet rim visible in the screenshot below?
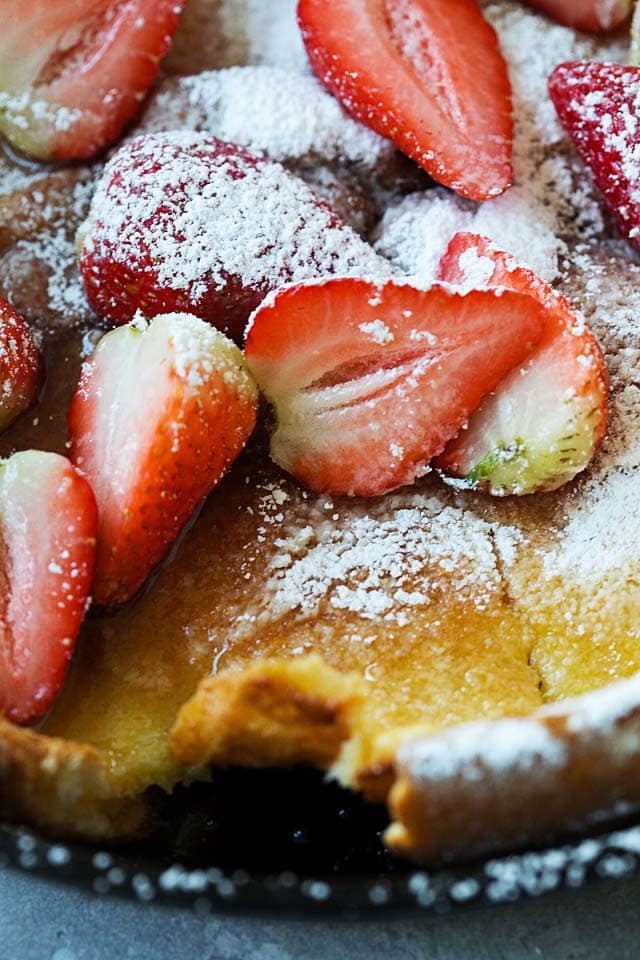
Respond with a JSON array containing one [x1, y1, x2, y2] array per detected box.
[[3, 815, 640, 915]]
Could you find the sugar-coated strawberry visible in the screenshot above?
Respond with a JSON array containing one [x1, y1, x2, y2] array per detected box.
[[78, 132, 390, 342], [0, 0, 185, 161], [524, 0, 632, 32], [0, 450, 97, 725], [244, 278, 547, 497], [435, 233, 608, 494], [549, 62, 640, 252], [0, 297, 39, 432], [69, 312, 258, 607], [297, 0, 513, 202]]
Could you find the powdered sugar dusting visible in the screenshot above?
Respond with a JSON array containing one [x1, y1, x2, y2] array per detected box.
[[0, 90, 81, 137], [142, 66, 393, 172], [0, 153, 43, 197], [399, 717, 566, 783], [165, 0, 308, 75], [162, 311, 257, 399], [374, 188, 473, 288], [399, 669, 640, 805], [0, 170, 96, 328], [218, 0, 308, 73], [540, 250, 640, 590], [30, 176, 95, 318], [554, 672, 640, 735], [254, 491, 522, 626]]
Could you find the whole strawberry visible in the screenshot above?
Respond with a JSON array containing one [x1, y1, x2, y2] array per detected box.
[[78, 132, 390, 341]]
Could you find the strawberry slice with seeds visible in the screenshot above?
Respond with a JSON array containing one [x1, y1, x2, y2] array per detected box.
[[78, 132, 390, 342], [0, 297, 39, 432], [244, 278, 547, 497], [0, 0, 185, 161], [524, 0, 632, 32], [0, 450, 97, 725], [435, 233, 608, 494], [549, 61, 640, 253], [297, 0, 513, 201], [69, 312, 258, 607]]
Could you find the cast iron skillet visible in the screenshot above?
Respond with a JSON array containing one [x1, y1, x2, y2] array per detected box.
[[2, 768, 640, 913]]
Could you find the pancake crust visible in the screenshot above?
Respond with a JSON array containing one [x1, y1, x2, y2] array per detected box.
[[0, 718, 150, 840]]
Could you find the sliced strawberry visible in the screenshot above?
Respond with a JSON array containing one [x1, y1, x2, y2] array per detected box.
[[297, 0, 513, 201], [0, 450, 97, 725], [0, 0, 185, 161], [69, 312, 258, 607], [435, 233, 608, 494], [0, 297, 39, 432], [524, 0, 632, 32], [549, 62, 640, 253], [78, 132, 390, 342], [244, 278, 547, 497]]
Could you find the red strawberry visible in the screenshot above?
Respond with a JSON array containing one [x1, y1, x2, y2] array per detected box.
[[549, 62, 640, 252], [435, 233, 608, 494], [297, 0, 513, 202], [0, 0, 185, 161], [0, 297, 39, 432], [524, 0, 632, 32], [0, 450, 97, 725], [244, 278, 547, 497], [69, 311, 258, 607], [78, 132, 390, 342]]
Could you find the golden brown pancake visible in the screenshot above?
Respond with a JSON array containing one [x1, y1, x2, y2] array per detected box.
[[2, 0, 640, 863]]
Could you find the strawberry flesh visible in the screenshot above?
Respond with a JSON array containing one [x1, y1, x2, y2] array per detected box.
[[0, 297, 39, 432], [435, 233, 608, 494], [524, 0, 632, 32], [297, 0, 513, 201], [78, 132, 390, 342], [69, 312, 258, 607], [0, 0, 185, 161], [549, 61, 640, 252], [244, 278, 547, 497], [0, 451, 97, 725]]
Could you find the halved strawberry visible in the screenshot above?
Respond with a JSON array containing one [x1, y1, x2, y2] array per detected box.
[[244, 278, 547, 497], [0, 297, 39, 432], [549, 62, 640, 253], [524, 0, 632, 32], [435, 233, 608, 494], [297, 0, 513, 201], [78, 132, 390, 342], [0, 450, 97, 725], [69, 312, 258, 607], [0, 0, 185, 161]]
